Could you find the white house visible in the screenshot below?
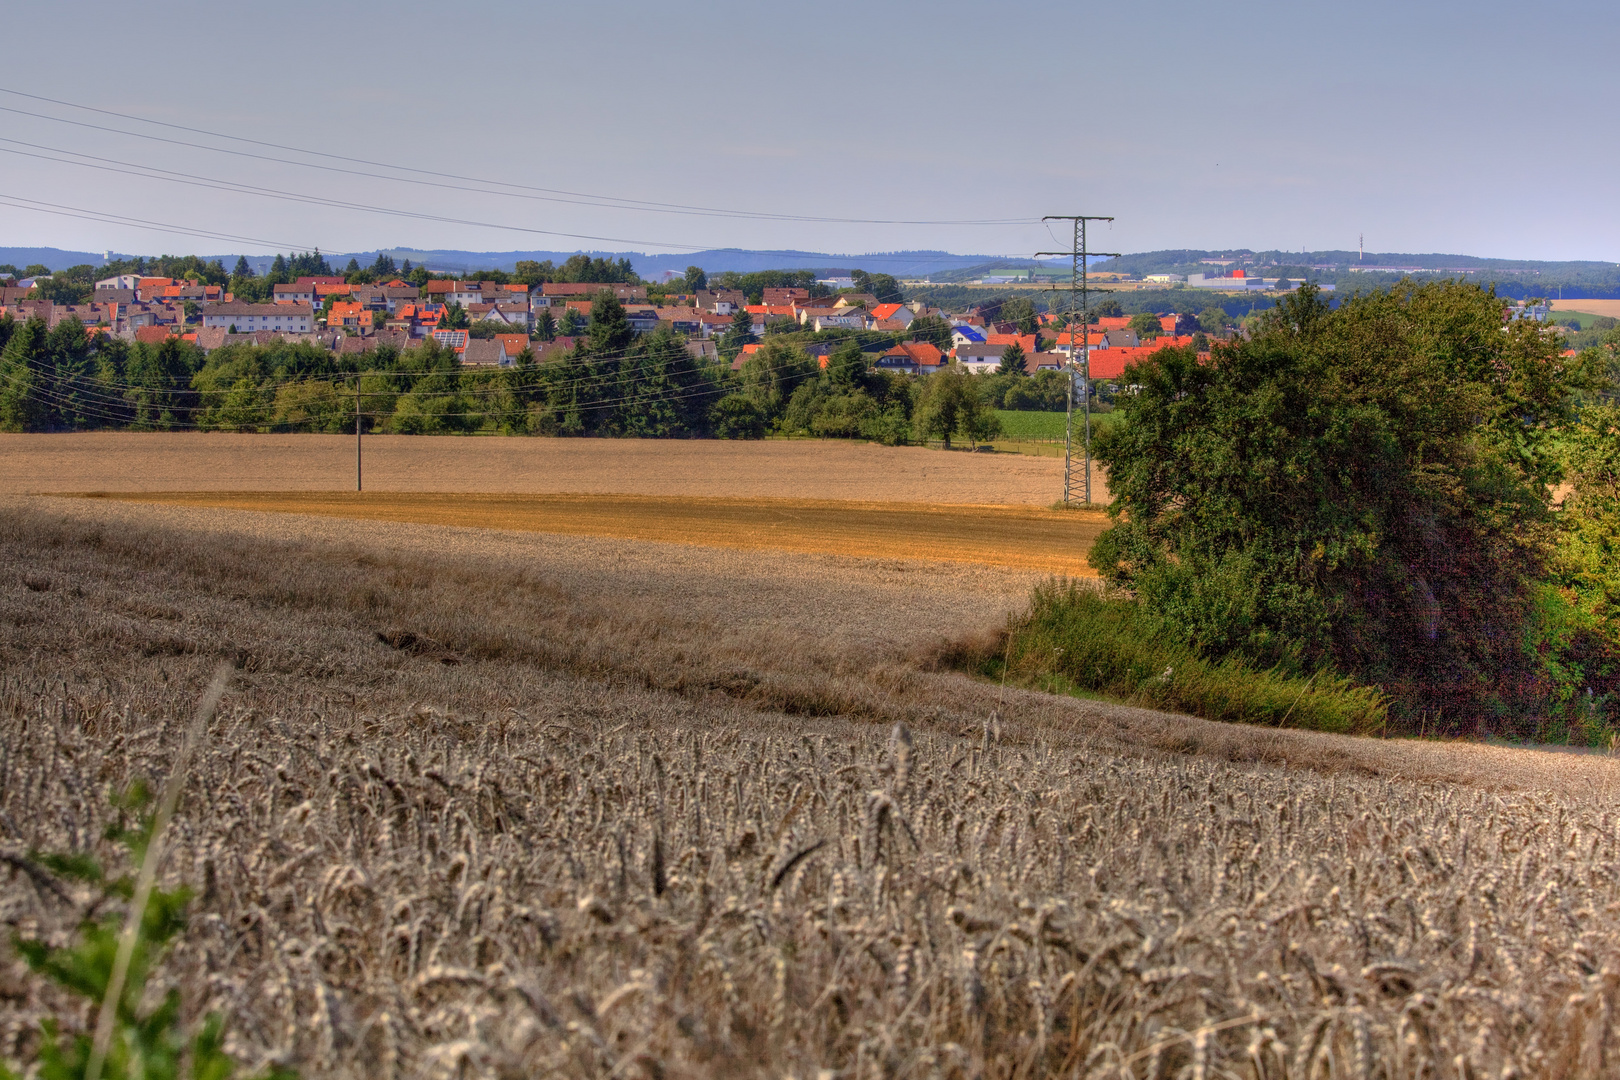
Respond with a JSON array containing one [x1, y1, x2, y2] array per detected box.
[[202, 302, 314, 333]]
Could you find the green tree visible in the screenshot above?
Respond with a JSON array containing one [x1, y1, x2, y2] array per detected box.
[[35, 275, 92, 305], [1089, 283, 1593, 732], [907, 315, 953, 352], [231, 255, 254, 278], [0, 316, 47, 431], [439, 301, 470, 329], [1198, 305, 1228, 335], [1127, 311, 1164, 340], [999, 297, 1038, 335], [1551, 402, 1620, 724], [739, 338, 818, 420], [851, 270, 904, 303], [998, 340, 1028, 376], [719, 307, 754, 362], [533, 308, 557, 341], [587, 291, 634, 355], [558, 307, 586, 337], [914, 366, 998, 449], [683, 265, 708, 292], [711, 394, 767, 438], [1093, 298, 1124, 319]]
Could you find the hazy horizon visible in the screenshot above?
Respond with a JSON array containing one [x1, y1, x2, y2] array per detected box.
[[1, 0, 1615, 264]]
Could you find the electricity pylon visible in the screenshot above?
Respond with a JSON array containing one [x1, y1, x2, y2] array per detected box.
[[1039, 216, 1119, 505]]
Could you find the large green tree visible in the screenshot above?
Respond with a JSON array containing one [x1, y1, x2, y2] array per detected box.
[[998, 340, 1028, 376], [1090, 282, 1594, 731]]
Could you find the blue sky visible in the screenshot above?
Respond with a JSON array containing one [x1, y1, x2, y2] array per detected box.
[[1, 0, 1615, 262]]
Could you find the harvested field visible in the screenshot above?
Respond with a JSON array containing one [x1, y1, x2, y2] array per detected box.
[[0, 431, 1098, 504], [92, 492, 1109, 575], [4, 497, 1620, 1078], [1551, 297, 1620, 319]]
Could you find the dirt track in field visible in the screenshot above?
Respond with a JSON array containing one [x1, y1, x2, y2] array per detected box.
[[0, 432, 1099, 504], [88, 492, 1108, 575]]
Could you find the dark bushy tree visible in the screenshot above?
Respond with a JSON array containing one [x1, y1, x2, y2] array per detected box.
[[1090, 283, 1595, 733]]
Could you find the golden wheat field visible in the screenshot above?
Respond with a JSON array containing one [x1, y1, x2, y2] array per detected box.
[[0, 432, 1093, 504], [3, 436, 1620, 1077], [92, 492, 1108, 576]]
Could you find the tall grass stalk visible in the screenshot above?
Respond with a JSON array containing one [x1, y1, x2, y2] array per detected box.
[[85, 664, 232, 1080], [1000, 580, 1386, 734]]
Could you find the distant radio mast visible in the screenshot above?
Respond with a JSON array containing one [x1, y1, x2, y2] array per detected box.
[[1359, 234, 1364, 262]]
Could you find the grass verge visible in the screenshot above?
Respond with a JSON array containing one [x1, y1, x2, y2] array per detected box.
[[967, 579, 1388, 734]]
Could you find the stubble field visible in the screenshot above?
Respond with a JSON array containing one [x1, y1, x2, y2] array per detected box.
[[3, 437, 1619, 1078], [0, 431, 1099, 503]]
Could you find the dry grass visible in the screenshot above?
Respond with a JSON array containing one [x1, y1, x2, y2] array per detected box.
[[4, 497, 1620, 1077], [88, 492, 1108, 576], [0, 432, 1070, 504]]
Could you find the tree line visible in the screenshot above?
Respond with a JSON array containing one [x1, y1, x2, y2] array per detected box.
[[0, 293, 1061, 446]]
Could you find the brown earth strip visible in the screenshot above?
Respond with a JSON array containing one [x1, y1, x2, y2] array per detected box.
[[84, 491, 1108, 575]]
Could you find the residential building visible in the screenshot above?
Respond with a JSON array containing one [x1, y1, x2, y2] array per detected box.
[[951, 342, 1011, 371], [762, 287, 810, 306], [866, 302, 914, 330], [461, 339, 505, 366], [812, 310, 865, 332], [874, 341, 943, 375], [272, 283, 315, 305], [201, 302, 314, 333], [431, 328, 470, 355], [467, 302, 533, 329], [326, 301, 369, 329], [539, 283, 648, 301], [694, 289, 746, 314]]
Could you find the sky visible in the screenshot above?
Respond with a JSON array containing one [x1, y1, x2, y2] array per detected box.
[[1, 0, 1616, 265]]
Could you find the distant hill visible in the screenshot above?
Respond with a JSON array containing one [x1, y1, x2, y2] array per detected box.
[[0, 247, 123, 271], [1094, 249, 1620, 299], [365, 248, 1062, 279], [0, 245, 1061, 280]]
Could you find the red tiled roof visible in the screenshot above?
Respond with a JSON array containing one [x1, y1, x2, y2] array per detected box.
[[869, 302, 904, 321], [985, 333, 1038, 352], [880, 341, 943, 368]]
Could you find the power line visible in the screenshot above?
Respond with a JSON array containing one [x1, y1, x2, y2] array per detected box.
[[0, 87, 1037, 228], [0, 194, 316, 252]]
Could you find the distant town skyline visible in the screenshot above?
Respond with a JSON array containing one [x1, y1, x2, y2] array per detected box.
[[0, 0, 1615, 263]]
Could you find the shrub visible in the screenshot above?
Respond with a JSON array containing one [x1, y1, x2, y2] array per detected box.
[[710, 393, 767, 439], [993, 580, 1388, 734]]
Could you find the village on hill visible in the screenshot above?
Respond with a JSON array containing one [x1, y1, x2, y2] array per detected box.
[[0, 254, 1227, 382]]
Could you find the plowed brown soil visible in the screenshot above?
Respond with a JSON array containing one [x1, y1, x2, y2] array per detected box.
[[89, 491, 1108, 574]]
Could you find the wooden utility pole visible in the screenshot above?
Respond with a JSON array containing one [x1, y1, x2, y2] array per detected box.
[[355, 377, 362, 492]]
